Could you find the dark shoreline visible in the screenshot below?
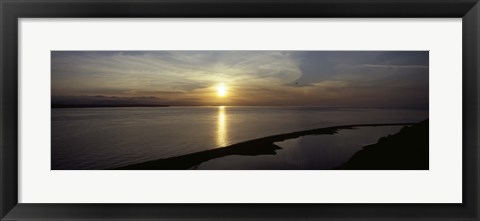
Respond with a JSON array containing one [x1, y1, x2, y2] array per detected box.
[[338, 119, 428, 170], [111, 122, 417, 170]]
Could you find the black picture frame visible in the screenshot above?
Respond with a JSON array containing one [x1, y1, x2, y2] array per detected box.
[[1, 0, 479, 220]]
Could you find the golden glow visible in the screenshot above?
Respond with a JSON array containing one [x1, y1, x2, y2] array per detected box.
[[216, 106, 228, 147], [217, 83, 227, 97]]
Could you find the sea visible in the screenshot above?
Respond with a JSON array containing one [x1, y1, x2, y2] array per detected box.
[[51, 106, 428, 170]]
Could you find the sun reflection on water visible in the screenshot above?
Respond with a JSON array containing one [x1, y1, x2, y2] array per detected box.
[[216, 106, 228, 147]]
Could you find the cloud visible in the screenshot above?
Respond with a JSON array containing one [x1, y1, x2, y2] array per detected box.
[[358, 64, 429, 69], [52, 51, 301, 95], [51, 51, 428, 107]]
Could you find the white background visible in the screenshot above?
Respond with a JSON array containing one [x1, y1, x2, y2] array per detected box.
[[19, 19, 462, 203]]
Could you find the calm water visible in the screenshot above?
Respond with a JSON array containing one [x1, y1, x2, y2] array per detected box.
[[198, 126, 402, 170], [51, 106, 428, 170]]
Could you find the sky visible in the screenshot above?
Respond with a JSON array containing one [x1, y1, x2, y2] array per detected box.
[[51, 51, 428, 107]]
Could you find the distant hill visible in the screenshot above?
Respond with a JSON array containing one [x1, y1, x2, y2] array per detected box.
[[52, 95, 169, 108]]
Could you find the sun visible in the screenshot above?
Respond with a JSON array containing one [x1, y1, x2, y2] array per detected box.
[[217, 83, 227, 97]]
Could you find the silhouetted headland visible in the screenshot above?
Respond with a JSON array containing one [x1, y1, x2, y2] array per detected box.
[[51, 95, 170, 108], [338, 119, 428, 170], [112, 122, 417, 170], [52, 104, 169, 108]]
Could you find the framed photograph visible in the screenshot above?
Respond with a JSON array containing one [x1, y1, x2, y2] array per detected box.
[[1, 0, 479, 220]]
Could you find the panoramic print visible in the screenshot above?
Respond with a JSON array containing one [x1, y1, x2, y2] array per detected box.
[[51, 51, 429, 170]]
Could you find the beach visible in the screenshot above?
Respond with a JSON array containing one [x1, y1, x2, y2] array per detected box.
[[113, 122, 423, 170]]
